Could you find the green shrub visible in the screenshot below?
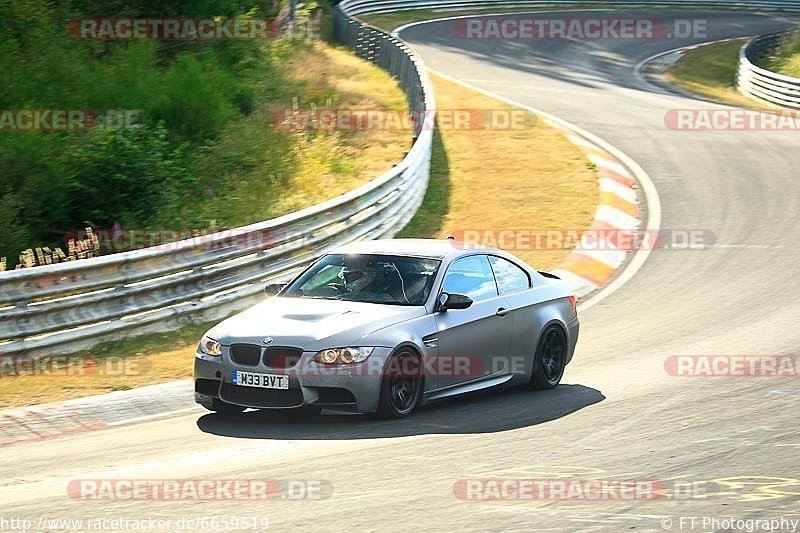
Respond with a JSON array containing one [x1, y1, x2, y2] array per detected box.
[[63, 122, 196, 228], [0, 0, 345, 267]]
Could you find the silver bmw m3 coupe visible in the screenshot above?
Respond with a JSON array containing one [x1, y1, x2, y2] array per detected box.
[[194, 239, 579, 418]]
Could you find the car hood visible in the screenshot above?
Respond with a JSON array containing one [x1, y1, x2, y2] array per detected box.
[[207, 296, 427, 351]]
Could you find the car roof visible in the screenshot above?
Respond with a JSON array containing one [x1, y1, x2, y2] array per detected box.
[[331, 238, 498, 260]]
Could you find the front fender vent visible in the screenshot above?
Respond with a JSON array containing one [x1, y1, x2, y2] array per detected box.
[[422, 334, 438, 348]]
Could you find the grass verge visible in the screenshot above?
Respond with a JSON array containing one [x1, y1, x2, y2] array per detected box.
[[0, 73, 598, 410], [664, 39, 777, 109], [0, 322, 215, 408], [194, 41, 411, 225], [399, 73, 598, 270]]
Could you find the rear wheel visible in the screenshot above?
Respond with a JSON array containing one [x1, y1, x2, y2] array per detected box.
[[530, 326, 567, 390], [376, 350, 423, 419]]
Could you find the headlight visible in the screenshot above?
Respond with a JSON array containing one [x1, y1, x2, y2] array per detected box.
[[199, 335, 222, 357], [313, 347, 374, 365]]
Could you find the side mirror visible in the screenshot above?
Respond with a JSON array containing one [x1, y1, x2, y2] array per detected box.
[[437, 292, 473, 311], [264, 282, 287, 296]]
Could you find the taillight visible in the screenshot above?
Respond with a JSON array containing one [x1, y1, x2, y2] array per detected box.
[[568, 295, 577, 309]]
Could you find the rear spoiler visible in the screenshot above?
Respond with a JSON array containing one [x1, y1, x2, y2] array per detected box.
[[538, 271, 561, 280]]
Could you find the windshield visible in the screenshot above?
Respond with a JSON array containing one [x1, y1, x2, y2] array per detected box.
[[282, 254, 441, 306]]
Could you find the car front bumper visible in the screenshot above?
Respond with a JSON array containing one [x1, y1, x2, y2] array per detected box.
[[194, 347, 395, 414]]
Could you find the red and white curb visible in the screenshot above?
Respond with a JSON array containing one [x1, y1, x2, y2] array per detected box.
[[548, 126, 641, 298]]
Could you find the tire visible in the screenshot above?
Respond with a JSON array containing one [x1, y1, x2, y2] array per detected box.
[[375, 350, 424, 419], [530, 325, 567, 390], [206, 398, 246, 415]]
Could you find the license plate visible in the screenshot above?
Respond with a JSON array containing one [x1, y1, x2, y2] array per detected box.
[[232, 371, 289, 390]]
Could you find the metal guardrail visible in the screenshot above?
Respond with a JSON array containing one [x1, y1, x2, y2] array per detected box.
[[339, 0, 800, 16], [737, 31, 800, 109], [0, 12, 434, 357]]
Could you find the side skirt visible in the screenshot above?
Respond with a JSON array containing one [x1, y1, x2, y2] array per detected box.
[[422, 373, 516, 403]]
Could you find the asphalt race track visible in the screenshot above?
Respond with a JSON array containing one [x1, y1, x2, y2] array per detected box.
[[3, 10, 800, 532]]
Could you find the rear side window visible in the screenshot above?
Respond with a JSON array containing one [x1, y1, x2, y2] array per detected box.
[[489, 256, 530, 295], [442, 255, 498, 302]]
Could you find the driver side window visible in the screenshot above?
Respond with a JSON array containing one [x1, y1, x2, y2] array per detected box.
[[300, 264, 344, 295], [442, 255, 498, 302]]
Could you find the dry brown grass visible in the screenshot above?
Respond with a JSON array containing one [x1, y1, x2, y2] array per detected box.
[[0, 349, 193, 408], [284, 42, 412, 189], [399, 73, 598, 271], [206, 41, 411, 223], [0, 323, 215, 408]]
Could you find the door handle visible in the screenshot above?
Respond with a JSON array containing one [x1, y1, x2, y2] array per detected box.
[[496, 307, 509, 317]]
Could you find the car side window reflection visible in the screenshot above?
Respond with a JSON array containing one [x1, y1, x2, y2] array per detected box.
[[489, 256, 531, 295], [442, 255, 499, 302]]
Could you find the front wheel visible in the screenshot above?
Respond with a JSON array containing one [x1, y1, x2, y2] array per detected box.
[[375, 351, 423, 419], [530, 326, 567, 390]]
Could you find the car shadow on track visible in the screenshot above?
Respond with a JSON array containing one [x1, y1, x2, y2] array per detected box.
[[196, 383, 604, 440]]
